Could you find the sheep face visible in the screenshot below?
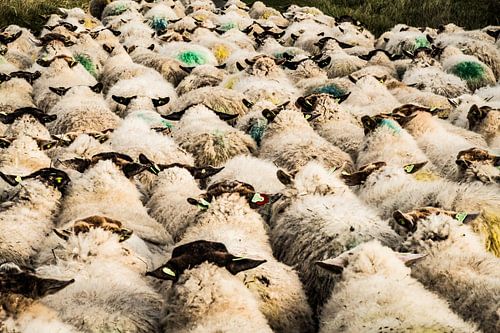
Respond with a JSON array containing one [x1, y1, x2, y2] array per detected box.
[[393, 207, 479, 252], [456, 147, 499, 184], [146, 240, 265, 282]]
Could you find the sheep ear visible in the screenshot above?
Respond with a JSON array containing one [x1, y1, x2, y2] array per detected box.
[[59, 158, 91, 173], [403, 50, 414, 59], [236, 62, 245, 71], [161, 110, 185, 121], [111, 95, 136, 106], [276, 169, 293, 186], [0, 73, 10, 83], [53, 228, 70, 241], [90, 82, 103, 94], [0, 138, 12, 148], [316, 56, 331, 68], [396, 253, 427, 266], [0, 171, 20, 186], [447, 98, 459, 107], [179, 66, 193, 74], [242, 99, 253, 108], [262, 109, 279, 123], [226, 257, 266, 275], [467, 105, 487, 129], [392, 210, 416, 231], [49, 86, 71, 96], [122, 163, 149, 178], [361, 115, 378, 134], [403, 161, 427, 174], [214, 112, 238, 122], [20, 275, 74, 299], [454, 212, 480, 224], [336, 92, 351, 104], [341, 169, 371, 186], [102, 44, 114, 53], [295, 96, 314, 111], [315, 258, 346, 274], [152, 97, 170, 108], [187, 197, 211, 210], [145, 265, 177, 281], [190, 166, 224, 179]]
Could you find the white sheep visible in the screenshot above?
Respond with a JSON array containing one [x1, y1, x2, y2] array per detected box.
[[317, 240, 480, 333], [164, 104, 256, 167], [259, 107, 354, 174], [269, 162, 401, 311], [394, 207, 500, 332], [146, 240, 273, 333]]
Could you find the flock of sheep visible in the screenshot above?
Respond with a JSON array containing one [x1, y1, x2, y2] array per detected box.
[[0, 0, 499, 332]]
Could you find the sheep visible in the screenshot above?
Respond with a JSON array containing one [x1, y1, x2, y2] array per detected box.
[[47, 85, 121, 135], [168, 86, 248, 118], [56, 158, 173, 249], [36, 252, 163, 333], [315, 39, 367, 78], [455, 147, 499, 184], [175, 187, 315, 333], [393, 207, 500, 332], [105, 72, 176, 117], [439, 45, 496, 91], [316, 240, 480, 333], [269, 162, 401, 311], [0, 135, 52, 175], [467, 104, 499, 149], [106, 117, 194, 196], [0, 69, 40, 114], [341, 75, 401, 116], [259, 107, 355, 174], [164, 104, 256, 167], [295, 93, 364, 159], [392, 109, 478, 180], [357, 108, 433, 167], [130, 46, 189, 86], [208, 155, 285, 194], [0, 168, 70, 266], [0, 262, 77, 333], [347, 159, 500, 255], [145, 166, 205, 242], [0, 107, 55, 141], [175, 64, 226, 95], [159, 41, 218, 67], [402, 49, 471, 98], [146, 240, 273, 333]]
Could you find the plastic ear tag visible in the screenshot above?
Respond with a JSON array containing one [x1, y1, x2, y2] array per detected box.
[[232, 257, 247, 261], [150, 164, 160, 175], [404, 164, 415, 173], [197, 199, 210, 210], [341, 171, 350, 176], [304, 114, 311, 120], [162, 267, 176, 276], [15, 175, 22, 183], [251, 193, 269, 206], [55, 177, 63, 183], [455, 212, 467, 223]]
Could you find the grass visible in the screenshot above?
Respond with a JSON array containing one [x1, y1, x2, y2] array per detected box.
[[247, 0, 500, 36], [0, 0, 88, 34], [0, 0, 498, 36]]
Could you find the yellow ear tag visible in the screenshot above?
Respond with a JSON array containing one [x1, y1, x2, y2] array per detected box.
[[341, 171, 350, 176], [232, 257, 247, 261], [455, 212, 467, 223], [162, 267, 176, 276], [404, 164, 415, 173], [15, 175, 22, 183], [55, 177, 63, 183], [197, 199, 210, 210], [304, 114, 311, 120]]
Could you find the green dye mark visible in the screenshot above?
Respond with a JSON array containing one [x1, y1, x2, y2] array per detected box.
[[177, 51, 207, 66], [450, 61, 485, 80]]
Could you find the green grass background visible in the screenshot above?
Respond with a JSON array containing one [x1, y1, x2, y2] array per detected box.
[[0, 0, 499, 36]]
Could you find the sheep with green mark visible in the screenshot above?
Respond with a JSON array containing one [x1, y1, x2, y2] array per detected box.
[[160, 42, 218, 67], [101, 0, 140, 22], [439, 46, 496, 91]]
